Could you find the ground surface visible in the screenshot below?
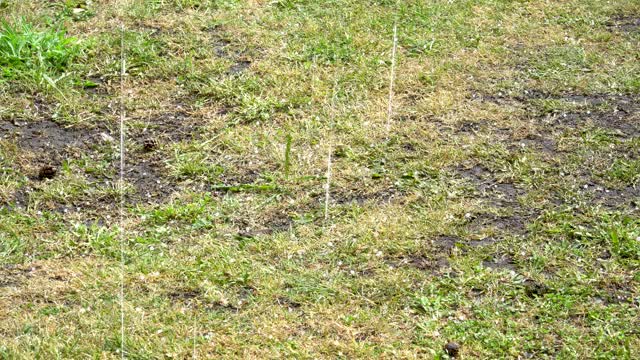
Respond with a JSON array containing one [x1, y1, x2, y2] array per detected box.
[[0, 0, 639, 358]]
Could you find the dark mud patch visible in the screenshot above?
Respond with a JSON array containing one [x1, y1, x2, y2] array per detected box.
[[510, 135, 556, 154], [124, 159, 177, 203], [458, 164, 491, 182], [260, 214, 294, 234], [594, 280, 638, 306], [206, 26, 253, 75], [229, 60, 251, 74], [122, 110, 211, 203], [483, 254, 516, 271], [37, 165, 57, 180], [456, 120, 488, 134], [205, 300, 240, 313], [0, 119, 118, 211], [0, 114, 198, 209], [387, 235, 461, 273], [355, 330, 377, 343], [467, 212, 529, 234], [216, 167, 264, 187], [475, 91, 640, 137], [456, 164, 528, 207], [607, 15, 640, 33], [275, 296, 302, 310], [0, 119, 104, 163], [167, 287, 202, 302], [548, 110, 639, 138], [467, 237, 499, 247], [522, 279, 551, 298], [0, 263, 71, 291], [211, 37, 231, 57], [332, 186, 401, 206], [582, 183, 640, 210]]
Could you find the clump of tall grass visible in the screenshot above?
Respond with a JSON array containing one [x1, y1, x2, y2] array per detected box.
[[0, 19, 81, 89]]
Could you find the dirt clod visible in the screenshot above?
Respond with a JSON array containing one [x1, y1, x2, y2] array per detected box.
[[167, 288, 201, 301], [444, 341, 461, 358], [142, 138, 158, 152], [37, 165, 57, 180], [607, 16, 640, 33], [524, 280, 550, 298]]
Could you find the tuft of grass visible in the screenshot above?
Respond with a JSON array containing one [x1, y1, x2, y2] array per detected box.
[[0, 19, 81, 89], [604, 159, 640, 186], [284, 134, 292, 177]]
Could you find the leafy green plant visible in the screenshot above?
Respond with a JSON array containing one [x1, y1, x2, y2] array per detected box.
[[605, 159, 640, 185], [0, 19, 81, 88]]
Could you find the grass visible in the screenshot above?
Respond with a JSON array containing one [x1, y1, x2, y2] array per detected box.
[[0, 0, 639, 358], [0, 19, 82, 91]]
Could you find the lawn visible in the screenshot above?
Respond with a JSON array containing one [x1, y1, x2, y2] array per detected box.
[[0, 0, 639, 358]]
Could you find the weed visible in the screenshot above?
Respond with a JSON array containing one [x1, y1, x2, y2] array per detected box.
[[0, 19, 81, 89]]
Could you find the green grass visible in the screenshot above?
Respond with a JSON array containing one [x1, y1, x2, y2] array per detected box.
[[0, 0, 639, 358], [0, 19, 81, 90]]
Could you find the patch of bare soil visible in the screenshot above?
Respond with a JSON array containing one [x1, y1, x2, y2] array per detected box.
[[457, 164, 527, 207], [124, 159, 177, 203], [593, 280, 639, 306], [607, 15, 640, 33], [482, 254, 516, 271], [206, 25, 253, 75], [122, 108, 212, 204], [275, 296, 302, 311], [386, 235, 460, 273], [580, 183, 640, 210], [454, 163, 542, 243], [476, 91, 640, 138], [522, 279, 551, 298], [0, 106, 212, 210], [0, 117, 112, 211], [467, 212, 530, 233], [466, 90, 639, 209], [230, 213, 293, 239], [332, 186, 401, 206], [0, 118, 104, 164], [167, 287, 202, 302]]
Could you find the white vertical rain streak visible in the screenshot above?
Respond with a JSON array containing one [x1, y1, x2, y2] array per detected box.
[[385, 22, 398, 137], [118, 25, 126, 360]]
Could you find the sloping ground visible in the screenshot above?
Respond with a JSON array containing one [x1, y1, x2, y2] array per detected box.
[[1, 0, 639, 358]]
